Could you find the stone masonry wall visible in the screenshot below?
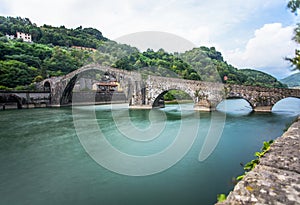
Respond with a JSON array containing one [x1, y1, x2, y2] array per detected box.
[[216, 116, 300, 205], [38, 64, 300, 109]]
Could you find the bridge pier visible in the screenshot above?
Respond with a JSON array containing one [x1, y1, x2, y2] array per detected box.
[[194, 105, 212, 111], [129, 105, 152, 109], [194, 99, 216, 112], [253, 106, 272, 112]]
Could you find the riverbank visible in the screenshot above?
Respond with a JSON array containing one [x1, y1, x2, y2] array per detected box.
[[216, 116, 300, 204]]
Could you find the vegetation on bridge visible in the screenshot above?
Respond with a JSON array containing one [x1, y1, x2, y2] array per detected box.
[[0, 16, 287, 90]]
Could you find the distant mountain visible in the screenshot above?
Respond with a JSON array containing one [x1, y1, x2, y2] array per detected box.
[[280, 72, 300, 87]]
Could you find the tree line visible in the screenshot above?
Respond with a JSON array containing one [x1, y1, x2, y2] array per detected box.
[[114, 47, 286, 88], [287, 0, 300, 71], [0, 16, 106, 48], [0, 16, 287, 90]]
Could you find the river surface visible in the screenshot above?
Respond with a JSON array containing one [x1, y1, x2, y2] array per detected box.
[[0, 98, 299, 205]]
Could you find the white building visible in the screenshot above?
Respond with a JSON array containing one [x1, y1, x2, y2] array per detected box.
[[5, 34, 15, 40], [16, 32, 32, 43]]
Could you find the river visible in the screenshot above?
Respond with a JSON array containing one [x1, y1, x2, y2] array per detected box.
[[0, 98, 299, 205]]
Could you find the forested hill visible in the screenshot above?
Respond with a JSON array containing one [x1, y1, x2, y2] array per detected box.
[[0, 16, 138, 90], [115, 47, 286, 88], [0, 16, 107, 48], [0, 16, 287, 90]]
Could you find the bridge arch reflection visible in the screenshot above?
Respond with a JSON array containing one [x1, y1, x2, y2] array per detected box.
[[216, 98, 253, 115], [272, 97, 300, 114]]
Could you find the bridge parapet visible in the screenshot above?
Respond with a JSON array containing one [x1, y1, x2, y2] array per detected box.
[[0, 91, 50, 109]]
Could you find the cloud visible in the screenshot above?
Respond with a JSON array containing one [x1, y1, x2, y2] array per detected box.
[[224, 23, 297, 78], [0, 0, 286, 42], [115, 31, 196, 52], [0, 0, 10, 14], [0, 0, 296, 78]]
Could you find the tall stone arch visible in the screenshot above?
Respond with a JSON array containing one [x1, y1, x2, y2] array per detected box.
[[50, 64, 144, 107]]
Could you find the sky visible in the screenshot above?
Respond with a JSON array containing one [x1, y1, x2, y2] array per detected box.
[[0, 0, 299, 79]]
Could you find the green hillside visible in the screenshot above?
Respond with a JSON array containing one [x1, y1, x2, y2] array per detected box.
[[0, 16, 138, 90], [0, 16, 107, 48], [0, 16, 287, 90], [114, 48, 201, 80], [280, 72, 300, 87], [238, 69, 286, 88]]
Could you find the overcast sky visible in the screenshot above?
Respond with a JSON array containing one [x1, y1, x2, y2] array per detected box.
[[0, 0, 299, 78]]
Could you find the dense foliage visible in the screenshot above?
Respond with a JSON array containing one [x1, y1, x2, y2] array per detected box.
[[0, 38, 138, 89], [287, 0, 300, 70], [180, 47, 286, 88], [0, 60, 39, 89], [0, 16, 107, 48], [0, 16, 139, 89], [180, 46, 241, 83], [238, 69, 287, 88], [95, 41, 138, 66], [114, 48, 201, 80], [0, 39, 90, 89], [114, 47, 286, 88], [0, 16, 287, 90]]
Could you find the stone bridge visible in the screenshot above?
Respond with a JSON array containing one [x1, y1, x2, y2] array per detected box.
[[39, 64, 300, 112], [0, 91, 50, 110]]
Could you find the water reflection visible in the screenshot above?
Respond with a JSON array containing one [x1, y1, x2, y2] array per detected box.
[[272, 97, 300, 115], [216, 99, 253, 116], [0, 100, 299, 205]]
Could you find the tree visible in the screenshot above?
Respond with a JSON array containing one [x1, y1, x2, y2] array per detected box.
[[288, 0, 300, 14], [0, 60, 38, 88], [287, 0, 300, 70], [43, 46, 82, 74]]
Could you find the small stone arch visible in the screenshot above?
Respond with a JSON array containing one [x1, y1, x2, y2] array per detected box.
[[1, 94, 23, 109], [43, 81, 51, 92], [151, 89, 195, 108], [272, 96, 300, 112], [225, 96, 255, 110], [215, 97, 254, 113], [272, 96, 300, 106], [224, 88, 256, 110]]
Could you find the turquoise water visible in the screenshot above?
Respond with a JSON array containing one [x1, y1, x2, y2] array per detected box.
[[0, 98, 299, 205]]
